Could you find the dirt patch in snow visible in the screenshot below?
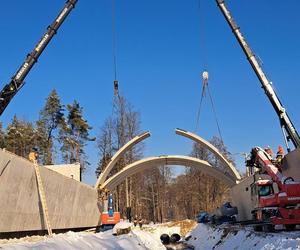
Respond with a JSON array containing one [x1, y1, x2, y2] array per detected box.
[[166, 220, 197, 236], [213, 227, 239, 249]]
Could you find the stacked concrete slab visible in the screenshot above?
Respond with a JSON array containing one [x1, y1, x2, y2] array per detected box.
[[0, 149, 101, 233]]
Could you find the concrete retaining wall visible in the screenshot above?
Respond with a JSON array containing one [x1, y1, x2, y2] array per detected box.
[[282, 147, 300, 182], [44, 163, 81, 181], [0, 149, 101, 233]]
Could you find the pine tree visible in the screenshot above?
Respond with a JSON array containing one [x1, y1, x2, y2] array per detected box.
[[36, 89, 65, 164], [5, 115, 37, 158], [60, 100, 94, 172]]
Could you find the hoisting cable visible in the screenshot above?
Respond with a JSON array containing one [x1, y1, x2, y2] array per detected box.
[[195, 71, 208, 132], [197, 0, 208, 70], [195, 0, 208, 132], [110, 0, 125, 147], [194, 0, 224, 144], [112, 0, 119, 98], [109, 0, 119, 155], [207, 84, 224, 143], [195, 71, 224, 144]]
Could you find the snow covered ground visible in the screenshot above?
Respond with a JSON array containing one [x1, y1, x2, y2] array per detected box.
[[187, 224, 300, 250], [0, 230, 145, 250], [1, 222, 300, 249], [0, 223, 181, 250]]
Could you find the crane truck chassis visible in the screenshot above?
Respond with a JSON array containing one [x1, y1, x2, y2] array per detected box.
[[246, 147, 300, 231]]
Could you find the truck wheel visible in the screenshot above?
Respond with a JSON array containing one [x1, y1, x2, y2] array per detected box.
[[285, 224, 296, 231], [253, 225, 262, 232], [252, 212, 262, 231], [262, 224, 274, 232], [262, 213, 274, 232]]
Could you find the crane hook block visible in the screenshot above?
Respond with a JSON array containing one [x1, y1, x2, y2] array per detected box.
[[114, 80, 119, 95], [202, 71, 209, 83], [114, 80, 119, 90]]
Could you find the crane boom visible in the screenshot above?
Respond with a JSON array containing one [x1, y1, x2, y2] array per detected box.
[[216, 0, 300, 149], [0, 0, 78, 116]]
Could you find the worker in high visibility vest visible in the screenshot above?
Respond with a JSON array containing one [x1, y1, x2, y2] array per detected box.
[[264, 146, 273, 159], [28, 148, 38, 163], [276, 145, 284, 172]]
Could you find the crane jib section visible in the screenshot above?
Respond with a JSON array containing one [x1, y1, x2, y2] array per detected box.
[[216, 0, 300, 148], [0, 0, 78, 116]]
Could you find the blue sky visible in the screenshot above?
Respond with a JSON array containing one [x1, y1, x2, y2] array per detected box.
[[1, 0, 300, 185]]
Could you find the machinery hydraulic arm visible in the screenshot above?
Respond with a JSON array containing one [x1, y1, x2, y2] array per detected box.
[[216, 0, 300, 149], [249, 147, 291, 191], [0, 0, 78, 116]]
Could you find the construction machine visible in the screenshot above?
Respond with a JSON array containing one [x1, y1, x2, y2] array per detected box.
[[216, 0, 300, 151], [0, 0, 78, 116], [216, 0, 300, 230], [99, 193, 120, 231], [247, 147, 300, 230]]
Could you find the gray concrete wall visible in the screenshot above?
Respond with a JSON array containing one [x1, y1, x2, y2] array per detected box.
[[282, 148, 300, 181], [0, 149, 101, 233], [230, 175, 255, 221], [44, 163, 81, 181], [230, 174, 272, 221]]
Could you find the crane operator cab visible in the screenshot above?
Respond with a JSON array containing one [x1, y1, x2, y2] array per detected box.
[[251, 179, 276, 209], [257, 180, 274, 197]]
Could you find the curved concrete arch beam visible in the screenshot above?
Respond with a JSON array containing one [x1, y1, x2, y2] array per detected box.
[[102, 155, 236, 191], [95, 131, 151, 189], [175, 128, 241, 181]]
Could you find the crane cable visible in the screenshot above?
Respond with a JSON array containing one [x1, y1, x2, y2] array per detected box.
[[195, 75, 207, 132], [109, 0, 119, 155], [195, 0, 208, 133], [197, 0, 207, 70], [195, 0, 224, 143], [112, 0, 117, 82], [207, 84, 224, 143], [195, 73, 224, 144], [112, 0, 119, 99], [110, 0, 126, 149]]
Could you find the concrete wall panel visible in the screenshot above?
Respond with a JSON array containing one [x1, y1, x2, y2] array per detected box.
[[0, 149, 101, 233]]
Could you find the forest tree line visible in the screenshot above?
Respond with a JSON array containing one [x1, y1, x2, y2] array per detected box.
[[0, 89, 94, 171], [0, 89, 236, 222]]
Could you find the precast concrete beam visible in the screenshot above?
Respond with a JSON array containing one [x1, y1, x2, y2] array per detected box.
[[95, 131, 151, 189], [102, 155, 236, 191], [175, 128, 241, 181]]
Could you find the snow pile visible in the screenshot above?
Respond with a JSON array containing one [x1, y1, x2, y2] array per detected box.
[[187, 224, 300, 250], [112, 221, 133, 235], [0, 223, 180, 250], [1, 222, 300, 249], [0, 231, 145, 250], [132, 223, 181, 250]]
